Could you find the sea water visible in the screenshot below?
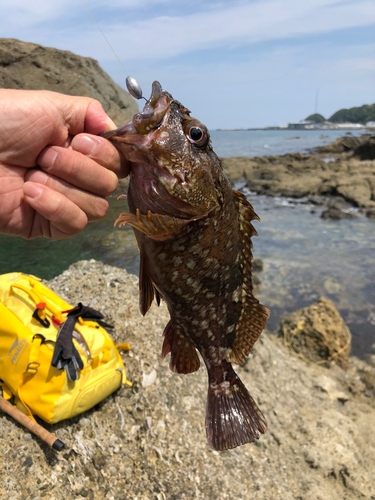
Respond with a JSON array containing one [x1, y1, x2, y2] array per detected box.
[[210, 128, 367, 158], [0, 130, 373, 361]]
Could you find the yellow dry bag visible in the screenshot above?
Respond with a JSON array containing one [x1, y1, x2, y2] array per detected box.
[[0, 272, 130, 424]]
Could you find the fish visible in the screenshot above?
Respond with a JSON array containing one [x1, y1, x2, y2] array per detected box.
[[102, 81, 270, 451]]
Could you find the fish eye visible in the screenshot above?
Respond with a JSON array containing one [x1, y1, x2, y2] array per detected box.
[[189, 127, 203, 142], [185, 122, 208, 147]]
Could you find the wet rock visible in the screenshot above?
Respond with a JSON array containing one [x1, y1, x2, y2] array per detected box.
[[221, 147, 375, 207], [317, 134, 374, 156], [320, 207, 356, 220], [252, 274, 261, 287], [366, 208, 375, 218], [252, 258, 264, 273], [279, 297, 351, 368], [354, 134, 375, 160], [328, 197, 351, 210], [0, 38, 138, 125]]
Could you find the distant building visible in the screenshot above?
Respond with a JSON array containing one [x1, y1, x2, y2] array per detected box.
[[286, 120, 366, 130], [287, 120, 314, 130], [333, 123, 364, 129]]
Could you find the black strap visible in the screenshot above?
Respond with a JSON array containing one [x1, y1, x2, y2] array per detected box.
[[32, 308, 50, 328], [51, 303, 112, 382]]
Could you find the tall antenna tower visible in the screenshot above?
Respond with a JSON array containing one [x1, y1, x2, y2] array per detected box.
[[315, 88, 319, 114]]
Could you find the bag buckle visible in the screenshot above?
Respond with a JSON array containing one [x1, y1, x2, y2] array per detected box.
[[25, 361, 40, 374]]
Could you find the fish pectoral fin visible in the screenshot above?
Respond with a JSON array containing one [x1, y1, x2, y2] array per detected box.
[[115, 209, 190, 241], [139, 251, 154, 316], [162, 320, 200, 374], [230, 296, 270, 365]]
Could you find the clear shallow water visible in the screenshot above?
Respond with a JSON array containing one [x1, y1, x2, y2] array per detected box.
[[243, 190, 375, 362], [0, 130, 374, 361], [210, 129, 367, 158]]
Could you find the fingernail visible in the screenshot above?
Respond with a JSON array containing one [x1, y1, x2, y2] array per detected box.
[[72, 135, 98, 156], [28, 170, 49, 185], [24, 183, 43, 200], [38, 148, 58, 170]]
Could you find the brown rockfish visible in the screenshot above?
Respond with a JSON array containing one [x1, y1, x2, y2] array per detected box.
[[102, 81, 270, 451]]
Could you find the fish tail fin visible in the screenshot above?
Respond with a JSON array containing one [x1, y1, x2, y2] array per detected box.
[[206, 371, 266, 451]]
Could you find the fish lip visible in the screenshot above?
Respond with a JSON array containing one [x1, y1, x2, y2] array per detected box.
[[133, 81, 169, 134], [100, 121, 136, 140]]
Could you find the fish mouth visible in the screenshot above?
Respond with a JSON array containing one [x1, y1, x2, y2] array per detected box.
[[133, 81, 169, 134], [100, 80, 170, 157]]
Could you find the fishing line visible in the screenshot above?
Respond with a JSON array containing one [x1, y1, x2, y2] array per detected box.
[[80, 0, 128, 76], [80, 0, 145, 100]]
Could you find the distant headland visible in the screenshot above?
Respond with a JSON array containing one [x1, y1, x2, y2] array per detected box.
[[218, 103, 375, 131]]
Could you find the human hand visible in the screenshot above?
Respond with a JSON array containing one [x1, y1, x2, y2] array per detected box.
[[0, 89, 131, 240]]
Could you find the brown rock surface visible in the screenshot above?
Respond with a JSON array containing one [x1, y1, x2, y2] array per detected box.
[[221, 153, 375, 207], [279, 297, 351, 368], [320, 207, 357, 220], [317, 133, 375, 158], [0, 261, 374, 500], [0, 38, 138, 125]]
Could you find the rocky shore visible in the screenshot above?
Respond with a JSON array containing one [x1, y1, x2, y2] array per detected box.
[[221, 134, 375, 211], [0, 261, 374, 500]]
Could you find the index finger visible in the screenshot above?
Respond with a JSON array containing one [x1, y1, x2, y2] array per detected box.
[[71, 134, 131, 179]]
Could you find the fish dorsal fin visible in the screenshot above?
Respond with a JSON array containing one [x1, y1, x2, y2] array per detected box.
[[139, 251, 154, 316], [230, 190, 270, 365], [162, 320, 200, 374]]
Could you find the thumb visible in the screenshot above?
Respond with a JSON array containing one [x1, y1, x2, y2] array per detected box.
[[55, 93, 117, 137], [84, 99, 117, 135]]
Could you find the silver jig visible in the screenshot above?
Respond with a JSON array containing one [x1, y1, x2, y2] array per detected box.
[[126, 76, 145, 100]]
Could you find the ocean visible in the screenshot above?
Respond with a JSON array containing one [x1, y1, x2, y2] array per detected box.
[[0, 129, 373, 362], [209, 128, 367, 158]]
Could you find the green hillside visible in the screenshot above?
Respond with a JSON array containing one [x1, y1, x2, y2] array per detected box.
[[329, 103, 375, 124], [305, 113, 326, 123]]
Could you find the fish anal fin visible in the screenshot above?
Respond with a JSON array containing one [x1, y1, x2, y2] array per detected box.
[[206, 368, 267, 451], [139, 251, 154, 316], [162, 320, 200, 374]]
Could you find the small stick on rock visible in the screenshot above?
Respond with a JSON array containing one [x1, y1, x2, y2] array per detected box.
[[0, 396, 64, 451]]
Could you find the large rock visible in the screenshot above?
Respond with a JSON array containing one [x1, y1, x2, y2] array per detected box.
[[0, 38, 138, 125], [279, 297, 351, 368], [317, 134, 375, 158], [221, 153, 375, 207], [0, 261, 374, 500], [336, 178, 373, 206], [320, 207, 356, 220]]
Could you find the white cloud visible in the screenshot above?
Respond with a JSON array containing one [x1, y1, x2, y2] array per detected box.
[[2, 1, 375, 62], [68, 0, 375, 61]]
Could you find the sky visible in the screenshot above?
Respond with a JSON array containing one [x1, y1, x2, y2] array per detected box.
[[1, 0, 375, 128]]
